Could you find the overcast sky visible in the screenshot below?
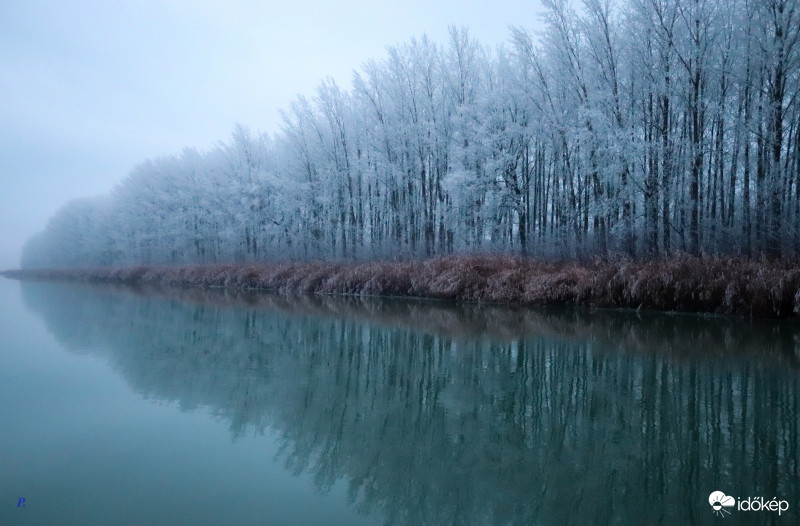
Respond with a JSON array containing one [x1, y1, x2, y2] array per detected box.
[[0, 0, 545, 269]]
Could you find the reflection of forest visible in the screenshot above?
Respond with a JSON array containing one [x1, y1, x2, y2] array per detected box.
[[22, 282, 800, 525]]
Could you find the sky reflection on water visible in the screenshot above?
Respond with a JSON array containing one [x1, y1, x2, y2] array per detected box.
[[2, 280, 799, 525]]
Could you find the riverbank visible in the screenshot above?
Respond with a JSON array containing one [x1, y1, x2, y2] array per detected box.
[[3, 254, 800, 319]]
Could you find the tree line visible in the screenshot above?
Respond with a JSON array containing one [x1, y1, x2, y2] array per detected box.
[[23, 0, 800, 268]]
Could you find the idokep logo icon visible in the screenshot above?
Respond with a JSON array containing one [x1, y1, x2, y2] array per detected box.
[[709, 491, 736, 517]]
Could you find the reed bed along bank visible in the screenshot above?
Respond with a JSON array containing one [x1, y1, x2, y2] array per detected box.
[[4, 255, 800, 319]]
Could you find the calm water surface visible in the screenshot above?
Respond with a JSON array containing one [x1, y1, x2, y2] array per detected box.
[[1, 278, 799, 525]]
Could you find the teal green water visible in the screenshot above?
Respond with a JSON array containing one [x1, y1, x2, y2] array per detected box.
[[1, 279, 799, 525]]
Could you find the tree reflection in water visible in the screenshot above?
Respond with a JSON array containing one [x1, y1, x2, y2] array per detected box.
[[22, 282, 800, 525]]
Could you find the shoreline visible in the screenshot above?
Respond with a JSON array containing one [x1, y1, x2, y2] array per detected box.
[[3, 254, 800, 319]]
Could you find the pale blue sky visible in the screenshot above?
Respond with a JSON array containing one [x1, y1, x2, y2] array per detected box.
[[0, 0, 544, 269]]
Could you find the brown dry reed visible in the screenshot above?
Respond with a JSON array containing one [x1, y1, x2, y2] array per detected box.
[[4, 254, 800, 319]]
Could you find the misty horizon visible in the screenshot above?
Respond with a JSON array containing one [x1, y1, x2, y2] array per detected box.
[[1, 0, 545, 270], [17, 0, 800, 267]]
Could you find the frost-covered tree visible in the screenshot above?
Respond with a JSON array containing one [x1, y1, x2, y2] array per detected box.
[[22, 2, 800, 268]]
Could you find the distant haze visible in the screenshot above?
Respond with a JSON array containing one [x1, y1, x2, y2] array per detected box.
[[0, 0, 544, 269]]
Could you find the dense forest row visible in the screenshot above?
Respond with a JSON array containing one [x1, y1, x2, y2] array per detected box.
[[22, 0, 800, 268]]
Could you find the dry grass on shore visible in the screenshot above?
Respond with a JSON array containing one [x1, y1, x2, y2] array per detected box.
[[4, 254, 800, 318]]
